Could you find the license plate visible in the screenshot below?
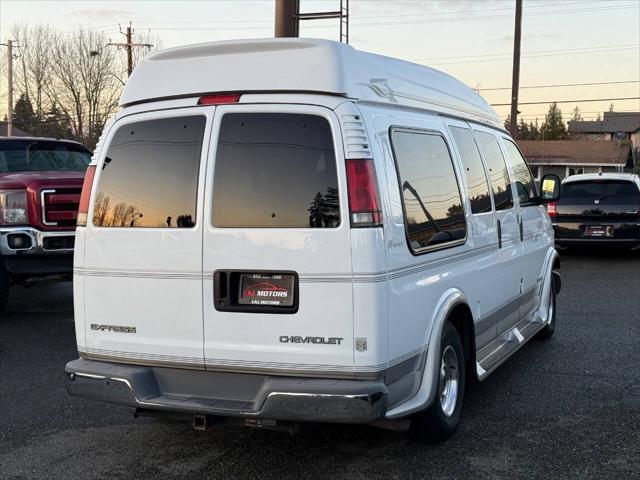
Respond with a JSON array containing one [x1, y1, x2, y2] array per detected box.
[[584, 225, 612, 237], [238, 273, 295, 307]]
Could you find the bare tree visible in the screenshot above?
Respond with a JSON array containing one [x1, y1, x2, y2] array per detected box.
[[3, 22, 160, 146], [48, 27, 121, 148], [11, 22, 55, 119]]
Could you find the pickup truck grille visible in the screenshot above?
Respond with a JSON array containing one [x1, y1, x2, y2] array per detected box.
[[42, 188, 82, 227]]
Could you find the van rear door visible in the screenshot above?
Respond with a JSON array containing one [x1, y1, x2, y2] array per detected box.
[[81, 109, 211, 368], [202, 104, 355, 376]]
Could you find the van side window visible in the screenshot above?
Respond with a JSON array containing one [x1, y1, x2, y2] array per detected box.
[[450, 126, 492, 214], [390, 129, 466, 252], [93, 116, 205, 228], [502, 139, 538, 205], [474, 131, 513, 211], [212, 113, 339, 228]]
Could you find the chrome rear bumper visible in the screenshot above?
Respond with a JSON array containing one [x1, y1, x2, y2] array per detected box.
[[65, 358, 387, 424]]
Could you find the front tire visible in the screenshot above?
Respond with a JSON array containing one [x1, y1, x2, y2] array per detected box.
[[410, 322, 465, 442], [0, 259, 10, 315]]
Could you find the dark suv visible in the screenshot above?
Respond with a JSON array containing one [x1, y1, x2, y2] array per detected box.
[[0, 137, 92, 313], [548, 173, 640, 248]]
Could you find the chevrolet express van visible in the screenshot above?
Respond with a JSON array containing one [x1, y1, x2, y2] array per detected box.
[[66, 38, 561, 441]]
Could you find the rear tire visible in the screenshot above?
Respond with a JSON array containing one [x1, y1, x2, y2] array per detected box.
[[0, 259, 10, 315], [536, 276, 557, 340], [410, 322, 465, 442]]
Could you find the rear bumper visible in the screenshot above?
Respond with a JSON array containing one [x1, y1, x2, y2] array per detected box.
[[65, 358, 388, 424], [555, 238, 640, 248], [553, 221, 640, 247]]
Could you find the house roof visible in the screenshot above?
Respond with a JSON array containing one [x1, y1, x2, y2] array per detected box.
[[567, 120, 604, 133], [603, 112, 640, 133], [517, 140, 632, 166], [122, 38, 502, 128], [568, 111, 640, 134], [0, 122, 31, 137]]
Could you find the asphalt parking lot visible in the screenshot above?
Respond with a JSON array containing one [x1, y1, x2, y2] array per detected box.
[[1, 248, 639, 480]]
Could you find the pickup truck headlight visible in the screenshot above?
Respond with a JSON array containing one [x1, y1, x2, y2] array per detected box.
[[0, 190, 28, 225]]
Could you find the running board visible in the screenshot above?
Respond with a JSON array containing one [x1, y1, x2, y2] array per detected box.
[[476, 326, 530, 381]]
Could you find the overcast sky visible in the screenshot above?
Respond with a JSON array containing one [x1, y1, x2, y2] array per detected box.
[[1, 0, 639, 122]]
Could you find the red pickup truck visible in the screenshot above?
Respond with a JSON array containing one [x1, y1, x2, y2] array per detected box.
[[0, 137, 91, 313]]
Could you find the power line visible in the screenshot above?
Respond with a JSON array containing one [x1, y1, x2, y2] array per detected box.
[[412, 44, 639, 62], [353, 0, 605, 20], [478, 80, 640, 91], [127, 0, 605, 25], [127, 3, 639, 31], [492, 97, 640, 106], [426, 45, 639, 66], [351, 3, 638, 27]]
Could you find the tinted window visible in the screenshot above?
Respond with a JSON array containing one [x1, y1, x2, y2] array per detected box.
[[93, 116, 205, 228], [450, 126, 492, 214], [503, 139, 537, 205], [475, 131, 513, 210], [391, 129, 466, 252], [562, 180, 640, 200], [0, 139, 91, 173], [212, 113, 339, 228]]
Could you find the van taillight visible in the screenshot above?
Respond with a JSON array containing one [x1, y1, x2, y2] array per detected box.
[[346, 158, 382, 227], [77, 165, 96, 227], [198, 94, 241, 105], [547, 201, 557, 218]]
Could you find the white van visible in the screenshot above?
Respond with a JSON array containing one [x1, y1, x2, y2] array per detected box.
[[66, 38, 561, 441]]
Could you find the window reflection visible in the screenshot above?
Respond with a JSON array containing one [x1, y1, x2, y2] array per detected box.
[[475, 131, 513, 211], [391, 130, 466, 251], [450, 127, 492, 214], [93, 116, 205, 228], [503, 140, 537, 205]]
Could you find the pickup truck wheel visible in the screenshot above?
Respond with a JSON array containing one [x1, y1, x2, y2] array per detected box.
[[536, 277, 557, 340], [0, 260, 10, 315], [410, 322, 465, 442]]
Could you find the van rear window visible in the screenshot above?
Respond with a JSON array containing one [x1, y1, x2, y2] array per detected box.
[[93, 116, 205, 228], [561, 180, 640, 201], [212, 113, 340, 228]]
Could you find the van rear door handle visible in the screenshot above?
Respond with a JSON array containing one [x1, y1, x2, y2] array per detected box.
[[497, 219, 502, 249]]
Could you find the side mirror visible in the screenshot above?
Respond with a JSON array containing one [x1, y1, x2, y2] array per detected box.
[[539, 174, 560, 203]]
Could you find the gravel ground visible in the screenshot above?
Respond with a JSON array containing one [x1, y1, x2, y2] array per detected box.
[[1, 248, 639, 479]]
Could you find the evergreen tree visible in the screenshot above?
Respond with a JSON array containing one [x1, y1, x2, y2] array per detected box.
[[518, 117, 531, 139], [541, 103, 567, 140], [13, 94, 36, 134], [41, 104, 73, 139], [504, 114, 511, 132], [571, 106, 582, 121], [530, 119, 540, 140]]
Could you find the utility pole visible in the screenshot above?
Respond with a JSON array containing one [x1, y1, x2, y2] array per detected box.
[[107, 23, 153, 77], [275, 0, 300, 38], [509, 0, 523, 138], [1, 40, 14, 136]]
